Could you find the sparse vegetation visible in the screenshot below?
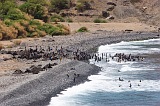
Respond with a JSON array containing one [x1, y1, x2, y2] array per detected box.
[[51, 14, 65, 22], [76, 0, 92, 12], [77, 27, 88, 32], [50, 0, 70, 13], [94, 18, 107, 23], [66, 18, 73, 23], [0, 43, 3, 50], [38, 23, 70, 35], [6, 44, 14, 48]]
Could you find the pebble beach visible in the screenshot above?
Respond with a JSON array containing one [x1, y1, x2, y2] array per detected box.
[[0, 30, 160, 106]]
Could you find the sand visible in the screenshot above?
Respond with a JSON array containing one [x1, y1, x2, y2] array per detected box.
[[60, 22, 158, 33], [0, 22, 160, 106]]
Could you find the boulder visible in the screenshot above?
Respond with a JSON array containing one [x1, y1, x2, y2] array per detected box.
[[102, 11, 110, 18]]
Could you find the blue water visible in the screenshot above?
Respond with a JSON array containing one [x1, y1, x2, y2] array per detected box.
[[49, 38, 160, 106]]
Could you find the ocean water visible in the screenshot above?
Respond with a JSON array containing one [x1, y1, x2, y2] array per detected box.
[[48, 38, 160, 106]]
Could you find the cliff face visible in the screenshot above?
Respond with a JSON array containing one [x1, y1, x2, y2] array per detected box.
[[67, 0, 160, 26], [133, 0, 160, 26]]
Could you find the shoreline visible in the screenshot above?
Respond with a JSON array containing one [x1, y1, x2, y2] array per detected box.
[[0, 31, 160, 106]]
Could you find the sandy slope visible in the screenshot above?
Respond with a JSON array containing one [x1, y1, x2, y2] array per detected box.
[[60, 22, 158, 33]]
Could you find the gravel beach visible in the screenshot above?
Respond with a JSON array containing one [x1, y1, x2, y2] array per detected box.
[[0, 31, 159, 106]]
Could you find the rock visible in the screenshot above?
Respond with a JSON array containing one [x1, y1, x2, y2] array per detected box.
[[123, 0, 130, 6], [13, 69, 23, 74], [158, 28, 160, 32], [43, 63, 58, 70], [70, 68, 75, 70], [107, 2, 117, 6], [25, 68, 32, 73], [106, 5, 115, 11], [102, 11, 110, 18], [25, 65, 43, 74], [66, 49, 73, 52], [30, 66, 41, 74], [52, 56, 59, 60], [106, 16, 115, 20], [43, 63, 52, 69], [52, 63, 58, 66], [125, 29, 133, 33]]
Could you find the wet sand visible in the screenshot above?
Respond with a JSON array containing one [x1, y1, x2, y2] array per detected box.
[[0, 31, 159, 106]]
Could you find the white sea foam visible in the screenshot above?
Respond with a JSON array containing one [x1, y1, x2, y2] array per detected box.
[[48, 38, 160, 106]]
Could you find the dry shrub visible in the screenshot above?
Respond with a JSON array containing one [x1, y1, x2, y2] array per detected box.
[[56, 24, 70, 35], [0, 43, 3, 50], [34, 19, 44, 25], [20, 20, 29, 27], [62, 24, 70, 32], [37, 30, 46, 37], [31, 32, 39, 37], [62, 29, 70, 35], [13, 22, 27, 37], [6, 44, 14, 48], [9, 26, 18, 38], [27, 25, 36, 32], [0, 33, 3, 40], [23, 13, 33, 20], [13, 40, 22, 46], [13, 22, 25, 31], [0, 21, 18, 40]]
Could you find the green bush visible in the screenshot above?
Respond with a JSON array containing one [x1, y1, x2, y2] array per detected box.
[[94, 18, 107, 23], [77, 27, 88, 32], [37, 23, 70, 36], [51, 14, 65, 22], [0, 1, 16, 15], [37, 23, 59, 35], [19, 2, 47, 19], [7, 8, 25, 20]]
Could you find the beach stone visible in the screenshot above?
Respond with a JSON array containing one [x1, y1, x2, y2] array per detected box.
[[71, 68, 75, 70], [30, 66, 41, 74], [43, 63, 52, 69], [125, 29, 133, 33], [25, 65, 43, 74], [52, 63, 58, 66], [25, 68, 32, 73], [13, 69, 23, 74]]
